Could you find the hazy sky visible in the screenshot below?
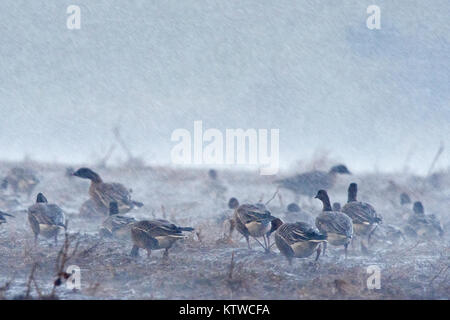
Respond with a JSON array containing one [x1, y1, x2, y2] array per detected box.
[[0, 0, 449, 173]]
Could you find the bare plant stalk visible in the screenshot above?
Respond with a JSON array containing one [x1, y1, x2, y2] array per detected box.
[[427, 142, 444, 176], [265, 187, 279, 206]]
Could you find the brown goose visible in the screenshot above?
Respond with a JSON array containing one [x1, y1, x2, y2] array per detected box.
[[100, 202, 137, 239], [130, 219, 194, 259], [341, 183, 382, 252], [219, 197, 240, 240], [28, 193, 66, 245], [231, 203, 276, 252], [275, 164, 351, 200], [73, 168, 143, 215], [314, 190, 353, 258], [406, 202, 443, 238], [270, 218, 327, 264], [2, 167, 39, 197]]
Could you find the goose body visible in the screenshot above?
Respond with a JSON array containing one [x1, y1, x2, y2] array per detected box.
[[100, 202, 137, 239], [341, 183, 381, 237], [28, 193, 66, 244], [314, 190, 353, 257], [130, 219, 194, 258], [275, 165, 351, 198], [2, 167, 39, 196], [73, 168, 143, 215], [406, 202, 443, 238], [273, 220, 327, 263], [232, 203, 276, 251]]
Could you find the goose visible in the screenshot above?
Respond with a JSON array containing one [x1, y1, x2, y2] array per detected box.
[[232, 203, 277, 252], [405, 202, 443, 238], [275, 165, 351, 200], [72, 168, 143, 215], [28, 193, 66, 245], [130, 219, 194, 260], [2, 167, 39, 197], [100, 202, 137, 240], [314, 190, 353, 258], [341, 183, 382, 252], [270, 218, 327, 264], [218, 197, 240, 240]]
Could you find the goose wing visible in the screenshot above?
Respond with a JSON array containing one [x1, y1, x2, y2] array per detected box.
[[236, 204, 272, 225], [316, 212, 353, 237], [342, 202, 379, 224], [28, 204, 58, 226], [278, 222, 325, 244], [93, 182, 132, 208], [135, 220, 186, 237]]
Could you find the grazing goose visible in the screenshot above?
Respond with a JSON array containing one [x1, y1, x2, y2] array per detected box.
[[275, 165, 351, 200], [100, 202, 137, 239], [341, 183, 382, 252], [232, 203, 277, 252], [0, 211, 14, 225], [28, 193, 66, 245], [2, 167, 39, 197], [406, 202, 443, 238], [130, 219, 194, 259], [219, 197, 240, 240], [314, 190, 353, 258], [73, 168, 143, 215], [270, 218, 327, 264]]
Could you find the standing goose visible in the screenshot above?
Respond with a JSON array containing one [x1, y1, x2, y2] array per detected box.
[[314, 190, 353, 258], [270, 218, 327, 264], [100, 202, 137, 239], [341, 183, 382, 252], [130, 219, 194, 259], [73, 168, 143, 215], [275, 165, 351, 200], [28, 193, 66, 245], [2, 167, 39, 198], [232, 203, 276, 252], [218, 197, 240, 241], [0, 211, 14, 225], [406, 202, 443, 238]]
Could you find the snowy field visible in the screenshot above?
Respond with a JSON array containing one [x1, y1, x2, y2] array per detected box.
[[0, 160, 449, 300]]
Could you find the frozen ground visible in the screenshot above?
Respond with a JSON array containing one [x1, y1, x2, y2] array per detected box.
[[0, 160, 449, 300]]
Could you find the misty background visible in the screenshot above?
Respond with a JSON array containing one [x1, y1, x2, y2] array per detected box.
[[0, 0, 449, 174]]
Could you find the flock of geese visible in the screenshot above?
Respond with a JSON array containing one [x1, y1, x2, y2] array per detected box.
[[0, 164, 445, 265]]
